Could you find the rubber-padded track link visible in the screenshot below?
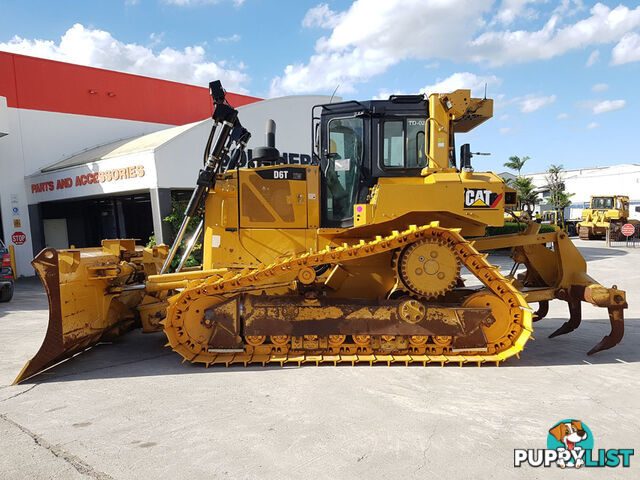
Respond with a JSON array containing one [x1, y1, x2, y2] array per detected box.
[[164, 222, 533, 366]]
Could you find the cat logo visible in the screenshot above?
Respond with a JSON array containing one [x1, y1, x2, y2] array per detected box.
[[464, 188, 503, 209]]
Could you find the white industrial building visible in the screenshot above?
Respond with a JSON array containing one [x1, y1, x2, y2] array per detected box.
[[524, 164, 640, 220], [0, 52, 330, 276]]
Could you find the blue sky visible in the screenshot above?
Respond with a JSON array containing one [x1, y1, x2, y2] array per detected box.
[[1, 0, 639, 174]]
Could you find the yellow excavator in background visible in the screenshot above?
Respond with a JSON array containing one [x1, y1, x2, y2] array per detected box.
[[15, 81, 627, 383], [578, 195, 639, 240]]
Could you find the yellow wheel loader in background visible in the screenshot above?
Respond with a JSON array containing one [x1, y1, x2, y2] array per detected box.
[[578, 195, 640, 239], [15, 81, 627, 383]]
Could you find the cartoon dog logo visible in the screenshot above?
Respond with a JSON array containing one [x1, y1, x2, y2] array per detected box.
[[548, 420, 589, 468]]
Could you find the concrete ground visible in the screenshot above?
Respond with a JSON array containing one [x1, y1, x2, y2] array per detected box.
[[0, 238, 638, 479]]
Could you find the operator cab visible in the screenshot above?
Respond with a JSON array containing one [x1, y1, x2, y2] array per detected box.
[[591, 197, 614, 210], [313, 95, 437, 228]]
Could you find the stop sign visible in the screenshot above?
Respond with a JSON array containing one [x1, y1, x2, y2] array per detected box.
[[621, 223, 635, 237], [11, 231, 26, 245]]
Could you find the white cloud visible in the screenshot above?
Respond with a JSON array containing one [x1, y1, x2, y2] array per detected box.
[[591, 83, 608, 92], [499, 127, 512, 135], [470, 3, 640, 66], [374, 72, 499, 100], [149, 32, 165, 47], [592, 99, 625, 114], [215, 34, 241, 42], [0, 23, 250, 93], [302, 3, 343, 28], [586, 49, 599, 66], [586, 122, 599, 129], [499, 114, 509, 121], [271, 0, 495, 95], [272, 1, 640, 96], [557, 112, 568, 119], [552, 0, 585, 17], [495, 0, 542, 25], [419, 72, 500, 97], [518, 94, 556, 113], [611, 32, 640, 65], [270, 48, 396, 96], [374, 88, 407, 100]]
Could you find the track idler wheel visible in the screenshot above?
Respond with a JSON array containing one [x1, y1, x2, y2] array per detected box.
[[462, 291, 519, 353]]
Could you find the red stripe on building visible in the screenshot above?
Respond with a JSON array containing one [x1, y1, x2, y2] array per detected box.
[[0, 51, 261, 125]]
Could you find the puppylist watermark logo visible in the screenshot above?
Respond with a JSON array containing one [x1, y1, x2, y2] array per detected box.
[[514, 419, 634, 469]]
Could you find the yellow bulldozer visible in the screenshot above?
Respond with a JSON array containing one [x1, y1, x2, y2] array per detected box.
[[578, 195, 639, 240], [15, 81, 627, 383]]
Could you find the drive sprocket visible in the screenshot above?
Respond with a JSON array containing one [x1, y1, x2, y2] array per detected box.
[[394, 238, 460, 299]]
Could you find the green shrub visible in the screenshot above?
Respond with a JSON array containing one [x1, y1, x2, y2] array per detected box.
[[147, 193, 202, 269], [484, 222, 556, 237]]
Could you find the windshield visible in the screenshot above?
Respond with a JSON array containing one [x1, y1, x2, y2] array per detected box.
[[592, 197, 613, 209]]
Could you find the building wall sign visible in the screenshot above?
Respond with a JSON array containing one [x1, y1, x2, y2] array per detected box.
[[27, 155, 156, 203], [30, 165, 146, 194]]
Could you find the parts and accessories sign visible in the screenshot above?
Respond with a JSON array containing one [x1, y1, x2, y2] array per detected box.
[[31, 165, 145, 194]]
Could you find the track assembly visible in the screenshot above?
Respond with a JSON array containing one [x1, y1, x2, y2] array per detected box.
[[162, 223, 533, 367]]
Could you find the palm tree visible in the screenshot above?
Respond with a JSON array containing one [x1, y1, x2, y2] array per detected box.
[[547, 163, 563, 176], [513, 176, 540, 214], [500, 175, 514, 186], [546, 164, 572, 224], [503, 155, 530, 177]]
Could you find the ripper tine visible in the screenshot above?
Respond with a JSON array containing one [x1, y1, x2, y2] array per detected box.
[[549, 299, 581, 338], [533, 300, 549, 322], [587, 306, 625, 355]]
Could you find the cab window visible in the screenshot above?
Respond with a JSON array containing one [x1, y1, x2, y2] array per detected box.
[[382, 118, 426, 168], [325, 117, 363, 222], [593, 197, 613, 209]]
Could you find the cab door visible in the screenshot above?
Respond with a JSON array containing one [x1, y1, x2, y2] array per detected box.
[[320, 116, 365, 227]]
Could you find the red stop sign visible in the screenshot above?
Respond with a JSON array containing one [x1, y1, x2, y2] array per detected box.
[[621, 223, 635, 236], [11, 231, 26, 245]]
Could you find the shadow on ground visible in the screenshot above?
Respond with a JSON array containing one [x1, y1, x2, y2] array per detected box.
[[15, 314, 639, 385], [578, 246, 629, 261], [0, 277, 48, 315]]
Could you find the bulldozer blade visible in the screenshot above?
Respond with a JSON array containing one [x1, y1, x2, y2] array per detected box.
[[587, 306, 625, 356], [548, 299, 581, 338], [14, 246, 145, 384]]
